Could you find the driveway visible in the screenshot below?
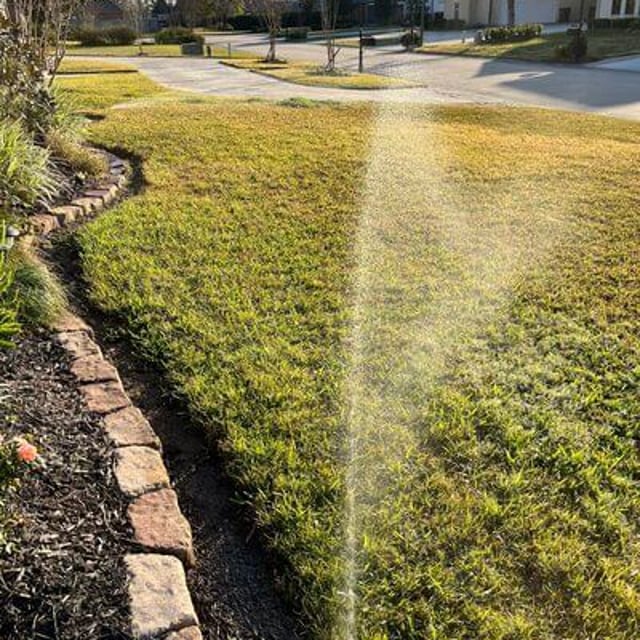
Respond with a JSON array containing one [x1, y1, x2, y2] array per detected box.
[[589, 55, 640, 74], [86, 34, 640, 120]]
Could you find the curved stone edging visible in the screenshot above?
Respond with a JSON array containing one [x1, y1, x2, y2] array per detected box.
[[20, 155, 203, 640]]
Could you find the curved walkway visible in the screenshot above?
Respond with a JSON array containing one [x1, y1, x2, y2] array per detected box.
[[99, 55, 486, 105]]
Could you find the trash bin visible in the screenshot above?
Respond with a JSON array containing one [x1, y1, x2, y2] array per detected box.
[[181, 42, 204, 56]]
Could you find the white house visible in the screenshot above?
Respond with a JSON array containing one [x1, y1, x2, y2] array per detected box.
[[595, 0, 640, 18], [444, 1, 599, 25]]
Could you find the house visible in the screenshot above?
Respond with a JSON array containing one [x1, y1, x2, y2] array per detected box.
[[78, 0, 125, 29], [596, 0, 640, 18], [444, 1, 598, 25]]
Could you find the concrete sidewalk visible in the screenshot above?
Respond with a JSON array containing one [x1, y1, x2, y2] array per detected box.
[[78, 44, 640, 121], [589, 55, 640, 73]]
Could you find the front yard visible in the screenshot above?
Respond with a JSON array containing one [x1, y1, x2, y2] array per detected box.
[[57, 66, 640, 640], [419, 29, 640, 62]]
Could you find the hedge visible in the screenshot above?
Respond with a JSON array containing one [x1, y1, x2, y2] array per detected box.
[[72, 27, 137, 46], [483, 23, 542, 44], [154, 27, 204, 45]]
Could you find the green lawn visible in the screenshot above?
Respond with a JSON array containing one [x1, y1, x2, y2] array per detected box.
[[65, 43, 254, 59], [221, 59, 418, 90], [55, 68, 170, 116], [420, 29, 640, 62], [57, 67, 640, 640], [58, 59, 138, 74]]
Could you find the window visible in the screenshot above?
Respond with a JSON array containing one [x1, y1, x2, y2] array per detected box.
[[612, 0, 623, 15], [626, 0, 636, 14]]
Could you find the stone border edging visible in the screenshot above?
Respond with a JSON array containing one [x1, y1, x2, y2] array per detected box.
[[20, 155, 203, 640]]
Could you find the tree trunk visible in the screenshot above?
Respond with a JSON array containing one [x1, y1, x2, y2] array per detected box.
[[267, 30, 277, 61]]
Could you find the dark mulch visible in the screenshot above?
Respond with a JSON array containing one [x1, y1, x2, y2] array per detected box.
[[93, 324, 306, 640], [0, 330, 132, 640], [46, 234, 305, 640]]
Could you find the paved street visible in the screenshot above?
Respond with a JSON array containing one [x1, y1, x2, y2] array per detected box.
[[91, 33, 640, 120]]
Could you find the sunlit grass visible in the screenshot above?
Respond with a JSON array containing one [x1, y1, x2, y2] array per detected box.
[[57, 59, 137, 74], [419, 29, 640, 62], [56, 68, 170, 115], [58, 69, 640, 639], [221, 59, 418, 90], [65, 43, 256, 59]]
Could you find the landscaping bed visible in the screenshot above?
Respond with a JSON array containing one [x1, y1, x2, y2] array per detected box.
[[419, 29, 640, 62], [221, 58, 418, 89], [57, 66, 640, 640], [0, 330, 132, 639]]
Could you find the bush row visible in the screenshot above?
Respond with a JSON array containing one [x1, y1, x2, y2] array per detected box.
[[483, 23, 542, 43], [71, 26, 137, 46], [591, 17, 640, 30], [228, 11, 356, 32], [154, 27, 204, 45], [283, 27, 309, 41]]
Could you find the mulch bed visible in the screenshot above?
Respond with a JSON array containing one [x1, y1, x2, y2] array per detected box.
[[0, 329, 132, 640]]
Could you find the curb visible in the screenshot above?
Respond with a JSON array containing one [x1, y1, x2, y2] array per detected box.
[[21, 155, 203, 640]]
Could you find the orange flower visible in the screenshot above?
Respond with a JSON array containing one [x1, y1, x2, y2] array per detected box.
[[16, 440, 37, 463]]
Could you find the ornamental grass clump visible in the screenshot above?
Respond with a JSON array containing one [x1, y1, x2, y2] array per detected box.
[[10, 252, 67, 328], [0, 229, 19, 348], [0, 120, 58, 212]]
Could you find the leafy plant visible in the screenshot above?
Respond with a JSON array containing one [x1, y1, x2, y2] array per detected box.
[[0, 27, 54, 139], [0, 224, 20, 348], [0, 120, 58, 212], [10, 252, 66, 328], [0, 435, 39, 547]]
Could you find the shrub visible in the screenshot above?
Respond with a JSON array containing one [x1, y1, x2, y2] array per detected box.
[[443, 19, 466, 30], [0, 120, 58, 212], [483, 23, 542, 44], [72, 27, 137, 46], [567, 29, 588, 62], [228, 14, 264, 32], [0, 227, 19, 348], [284, 27, 309, 41], [0, 29, 53, 138], [154, 27, 204, 45], [591, 17, 640, 30], [10, 252, 66, 328], [282, 11, 322, 29], [400, 30, 422, 49]]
